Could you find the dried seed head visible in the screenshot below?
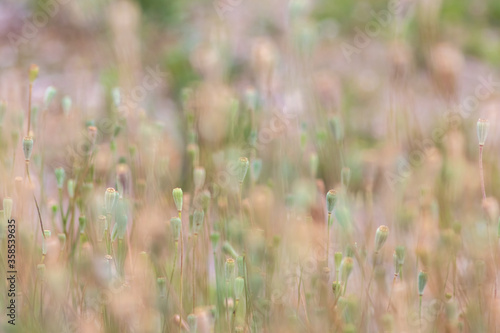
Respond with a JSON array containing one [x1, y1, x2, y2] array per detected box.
[[192, 209, 204, 235], [172, 188, 183, 212], [234, 276, 245, 300], [170, 217, 182, 242], [477, 119, 490, 146], [326, 189, 337, 214], [23, 136, 34, 161], [104, 188, 117, 214], [194, 167, 206, 191], [237, 157, 249, 184], [341, 257, 354, 281], [55, 167, 65, 189], [3, 197, 13, 221], [29, 64, 39, 83], [418, 271, 428, 296], [374, 225, 389, 253], [43, 86, 57, 108]]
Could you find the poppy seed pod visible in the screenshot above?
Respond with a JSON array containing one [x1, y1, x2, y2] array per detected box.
[[418, 271, 428, 296], [477, 119, 490, 146], [3, 197, 13, 221], [341, 257, 354, 281], [194, 167, 206, 191], [104, 188, 117, 214], [237, 157, 249, 184], [67, 179, 75, 199], [170, 217, 182, 242], [234, 276, 245, 301], [192, 209, 204, 235], [43, 86, 57, 108], [23, 136, 34, 161], [29, 64, 39, 83], [326, 189, 337, 214], [374, 225, 389, 253], [172, 188, 183, 212], [55, 167, 65, 189]]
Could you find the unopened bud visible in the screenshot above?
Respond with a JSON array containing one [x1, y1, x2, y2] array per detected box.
[[374, 225, 389, 253], [477, 118, 490, 146], [418, 271, 428, 296], [172, 188, 183, 212], [23, 136, 33, 161], [326, 189, 337, 214]]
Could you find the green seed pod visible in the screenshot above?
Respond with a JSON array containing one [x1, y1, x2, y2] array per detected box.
[[172, 188, 183, 212], [341, 257, 354, 281], [23, 136, 34, 161], [78, 216, 87, 234], [234, 276, 245, 300], [334, 252, 343, 270], [374, 225, 389, 253], [67, 179, 75, 199], [192, 209, 204, 235], [104, 188, 117, 214], [42, 230, 51, 255], [251, 158, 262, 183], [236, 255, 245, 277], [326, 189, 337, 214], [225, 258, 235, 282], [55, 167, 65, 189], [157, 277, 166, 296], [29, 64, 39, 83], [222, 241, 239, 258], [58, 233, 66, 249], [237, 157, 249, 184], [170, 217, 182, 242], [309, 152, 318, 179], [477, 118, 490, 146], [418, 271, 428, 296], [61, 95, 72, 115], [341, 167, 351, 189], [187, 314, 197, 333], [97, 215, 107, 241], [3, 197, 13, 221], [210, 232, 220, 249], [194, 167, 206, 191], [43, 86, 57, 108], [112, 87, 121, 107]]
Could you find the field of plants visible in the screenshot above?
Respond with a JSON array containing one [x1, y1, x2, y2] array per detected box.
[[2, 0, 500, 332]]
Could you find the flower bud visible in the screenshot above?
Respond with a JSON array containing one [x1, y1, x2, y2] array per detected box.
[[326, 189, 337, 214], [170, 217, 182, 242], [43, 86, 57, 108], [234, 276, 245, 300], [192, 209, 204, 235], [104, 188, 117, 214], [29, 64, 39, 83], [172, 188, 183, 212], [23, 136, 34, 161], [194, 167, 206, 191], [237, 157, 249, 184], [55, 167, 65, 189], [374, 225, 389, 253], [3, 197, 13, 221], [477, 119, 490, 146], [418, 271, 428, 296]]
